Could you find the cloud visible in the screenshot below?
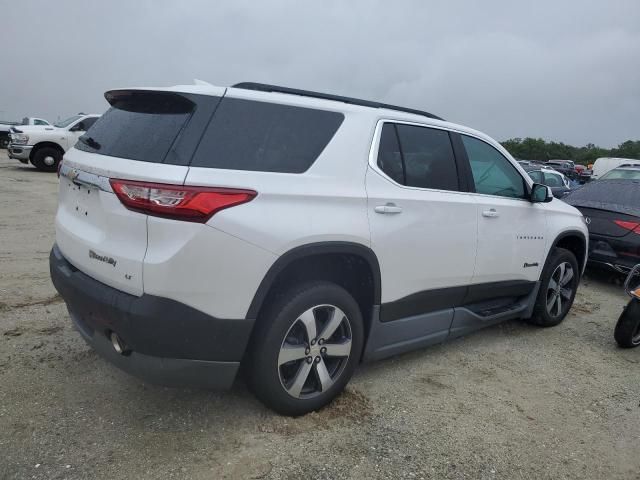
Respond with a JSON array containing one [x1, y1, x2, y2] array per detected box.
[[1, 0, 638, 147]]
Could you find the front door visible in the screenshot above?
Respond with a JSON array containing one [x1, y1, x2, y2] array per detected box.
[[460, 134, 547, 286]]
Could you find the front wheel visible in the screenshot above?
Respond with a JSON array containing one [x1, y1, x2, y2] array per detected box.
[[527, 247, 579, 327], [246, 281, 364, 416], [614, 299, 640, 348]]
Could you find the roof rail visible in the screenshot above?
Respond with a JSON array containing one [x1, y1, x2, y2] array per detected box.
[[232, 82, 444, 121]]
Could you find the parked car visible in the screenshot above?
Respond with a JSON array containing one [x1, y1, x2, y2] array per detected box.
[[592, 157, 640, 180], [573, 164, 592, 183], [0, 117, 50, 148], [564, 179, 640, 274], [546, 160, 577, 180], [49, 82, 587, 415], [599, 166, 640, 181], [522, 165, 574, 198], [8, 114, 100, 171]]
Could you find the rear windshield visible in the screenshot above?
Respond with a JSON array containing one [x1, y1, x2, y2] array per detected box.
[[190, 97, 344, 173], [75, 91, 194, 163]]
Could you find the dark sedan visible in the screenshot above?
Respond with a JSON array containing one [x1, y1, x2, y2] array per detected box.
[[564, 179, 640, 273]]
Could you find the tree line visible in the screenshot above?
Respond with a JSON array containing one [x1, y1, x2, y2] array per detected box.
[[500, 138, 640, 165]]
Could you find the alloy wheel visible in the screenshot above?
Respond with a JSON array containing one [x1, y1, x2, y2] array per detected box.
[[278, 304, 352, 399], [546, 262, 575, 317]]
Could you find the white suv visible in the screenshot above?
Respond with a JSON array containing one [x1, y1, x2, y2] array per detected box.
[[50, 82, 588, 415]]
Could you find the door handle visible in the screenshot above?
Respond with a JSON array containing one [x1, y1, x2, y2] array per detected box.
[[482, 208, 499, 218], [375, 203, 403, 214]]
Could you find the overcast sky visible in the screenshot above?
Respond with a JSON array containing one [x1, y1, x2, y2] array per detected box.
[[2, 0, 639, 147]]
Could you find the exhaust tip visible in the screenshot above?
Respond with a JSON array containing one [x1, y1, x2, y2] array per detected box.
[[110, 332, 130, 355]]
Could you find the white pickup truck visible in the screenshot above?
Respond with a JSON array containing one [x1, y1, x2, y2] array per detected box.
[[8, 114, 100, 171], [0, 117, 51, 148]]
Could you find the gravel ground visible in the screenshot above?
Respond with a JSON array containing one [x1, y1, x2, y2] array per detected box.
[[1, 151, 639, 480]]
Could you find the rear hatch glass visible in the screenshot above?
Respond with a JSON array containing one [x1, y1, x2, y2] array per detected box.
[[56, 90, 208, 296], [75, 90, 195, 164]]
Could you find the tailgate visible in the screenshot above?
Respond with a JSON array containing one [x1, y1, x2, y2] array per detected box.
[[54, 89, 210, 296]]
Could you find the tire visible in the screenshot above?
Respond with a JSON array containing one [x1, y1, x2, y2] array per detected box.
[[614, 299, 640, 348], [31, 146, 62, 172], [246, 281, 364, 416], [527, 247, 579, 327], [0, 135, 8, 149]]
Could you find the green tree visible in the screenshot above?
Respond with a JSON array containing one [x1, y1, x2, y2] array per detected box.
[[500, 138, 640, 165]]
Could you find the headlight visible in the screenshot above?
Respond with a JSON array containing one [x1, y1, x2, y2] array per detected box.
[[10, 133, 29, 145]]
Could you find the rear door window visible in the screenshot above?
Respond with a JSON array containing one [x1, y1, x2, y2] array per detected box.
[[375, 123, 459, 191], [191, 98, 344, 173], [75, 91, 196, 163]]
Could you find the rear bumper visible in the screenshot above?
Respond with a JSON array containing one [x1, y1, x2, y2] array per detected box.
[[8, 144, 32, 162], [49, 244, 254, 389]]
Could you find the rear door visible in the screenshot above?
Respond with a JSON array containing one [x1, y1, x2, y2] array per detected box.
[[366, 121, 477, 322], [55, 89, 221, 296]]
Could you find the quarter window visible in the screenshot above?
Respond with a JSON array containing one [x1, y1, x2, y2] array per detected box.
[[462, 135, 525, 199], [376, 123, 459, 191], [191, 98, 344, 173]]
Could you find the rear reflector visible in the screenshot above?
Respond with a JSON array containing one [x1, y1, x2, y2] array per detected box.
[[109, 179, 256, 223], [614, 220, 640, 234]]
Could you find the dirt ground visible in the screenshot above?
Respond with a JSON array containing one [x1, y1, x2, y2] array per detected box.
[[0, 150, 639, 480]]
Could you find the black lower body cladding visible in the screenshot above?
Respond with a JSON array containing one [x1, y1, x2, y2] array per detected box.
[[49, 245, 254, 389]]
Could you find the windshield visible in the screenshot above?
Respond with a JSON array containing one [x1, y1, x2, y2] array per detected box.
[[600, 168, 640, 181], [54, 115, 82, 128]]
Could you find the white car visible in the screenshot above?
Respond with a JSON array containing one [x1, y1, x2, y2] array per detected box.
[[0, 117, 51, 148], [8, 114, 100, 171], [591, 157, 640, 179], [50, 82, 588, 415]]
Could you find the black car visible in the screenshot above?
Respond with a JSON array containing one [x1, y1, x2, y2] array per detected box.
[[546, 160, 577, 180], [523, 166, 573, 198], [564, 179, 640, 273]]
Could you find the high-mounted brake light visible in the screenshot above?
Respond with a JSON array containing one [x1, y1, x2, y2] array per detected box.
[[614, 220, 640, 234], [109, 179, 256, 223]]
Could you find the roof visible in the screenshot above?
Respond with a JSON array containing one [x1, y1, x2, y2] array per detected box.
[[232, 82, 444, 121]]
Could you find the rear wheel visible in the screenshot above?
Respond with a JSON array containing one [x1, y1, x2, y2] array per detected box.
[[31, 146, 62, 172], [246, 281, 363, 416], [614, 299, 640, 348], [527, 248, 579, 327]]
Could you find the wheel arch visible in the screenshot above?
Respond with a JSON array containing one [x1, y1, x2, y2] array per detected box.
[[246, 241, 382, 325], [29, 141, 65, 161], [548, 230, 587, 275]]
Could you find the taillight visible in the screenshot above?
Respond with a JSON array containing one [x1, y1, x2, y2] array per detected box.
[[614, 220, 640, 234], [109, 179, 256, 223], [57, 159, 63, 178]]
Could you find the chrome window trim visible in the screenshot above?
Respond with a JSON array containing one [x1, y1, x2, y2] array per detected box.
[[368, 118, 533, 202]]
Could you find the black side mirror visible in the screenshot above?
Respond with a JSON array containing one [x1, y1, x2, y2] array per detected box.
[[70, 122, 85, 132], [531, 183, 552, 203]]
